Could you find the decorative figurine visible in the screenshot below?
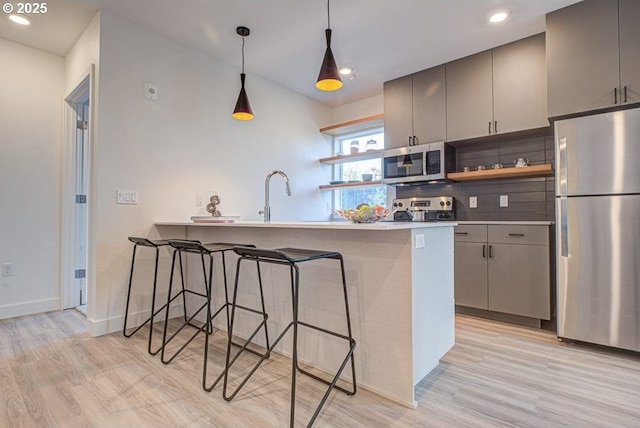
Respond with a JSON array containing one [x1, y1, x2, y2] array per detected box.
[[206, 194, 221, 217]]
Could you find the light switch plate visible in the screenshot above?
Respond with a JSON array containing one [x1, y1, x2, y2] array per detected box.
[[469, 196, 477, 208], [116, 190, 139, 205], [500, 195, 509, 207], [415, 234, 425, 249]]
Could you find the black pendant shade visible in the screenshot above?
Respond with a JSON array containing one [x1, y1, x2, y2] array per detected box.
[[233, 73, 253, 120], [232, 26, 254, 120], [316, 0, 342, 91], [316, 29, 342, 91], [401, 154, 413, 167]]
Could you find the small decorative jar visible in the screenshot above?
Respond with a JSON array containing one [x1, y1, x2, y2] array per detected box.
[[350, 140, 360, 154], [366, 139, 377, 151]]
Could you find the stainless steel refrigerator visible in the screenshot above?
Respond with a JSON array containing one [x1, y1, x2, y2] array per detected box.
[[555, 107, 640, 352]]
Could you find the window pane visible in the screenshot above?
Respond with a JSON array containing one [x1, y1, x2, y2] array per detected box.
[[334, 129, 386, 210]]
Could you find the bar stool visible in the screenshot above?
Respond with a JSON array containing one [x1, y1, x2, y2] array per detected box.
[[223, 247, 356, 428], [161, 240, 271, 392], [123, 237, 182, 356]]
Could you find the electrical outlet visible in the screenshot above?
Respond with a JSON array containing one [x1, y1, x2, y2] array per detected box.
[[196, 194, 204, 206], [415, 234, 425, 249], [2, 263, 14, 277], [469, 196, 477, 208], [500, 195, 509, 207], [144, 83, 158, 101]]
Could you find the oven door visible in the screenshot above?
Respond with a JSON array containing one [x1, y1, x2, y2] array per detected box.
[[382, 146, 427, 184]]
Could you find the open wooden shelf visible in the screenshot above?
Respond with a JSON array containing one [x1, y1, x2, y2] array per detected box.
[[319, 114, 384, 136], [447, 164, 553, 181], [319, 180, 383, 190], [318, 149, 383, 165]]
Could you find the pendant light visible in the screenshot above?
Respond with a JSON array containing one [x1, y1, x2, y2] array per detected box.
[[316, 0, 343, 91], [401, 154, 413, 167], [232, 26, 254, 120]]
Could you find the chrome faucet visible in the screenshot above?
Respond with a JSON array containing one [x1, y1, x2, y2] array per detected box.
[[259, 170, 292, 222]]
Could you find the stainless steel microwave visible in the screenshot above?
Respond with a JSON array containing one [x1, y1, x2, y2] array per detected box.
[[382, 142, 456, 185]]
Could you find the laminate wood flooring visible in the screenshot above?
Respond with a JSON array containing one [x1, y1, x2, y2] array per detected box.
[[1, 310, 639, 427]]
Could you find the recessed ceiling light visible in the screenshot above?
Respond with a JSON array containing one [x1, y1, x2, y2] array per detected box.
[[489, 11, 509, 23], [339, 66, 354, 76], [9, 14, 31, 25]]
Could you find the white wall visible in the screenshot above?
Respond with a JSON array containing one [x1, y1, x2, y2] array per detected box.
[[0, 38, 65, 319], [330, 94, 383, 125], [88, 11, 333, 334]]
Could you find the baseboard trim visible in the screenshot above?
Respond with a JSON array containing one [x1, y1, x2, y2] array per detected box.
[[0, 298, 61, 320], [87, 306, 185, 337]]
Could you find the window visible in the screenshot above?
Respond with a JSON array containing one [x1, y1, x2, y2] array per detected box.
[[333, 127, 386, 210]]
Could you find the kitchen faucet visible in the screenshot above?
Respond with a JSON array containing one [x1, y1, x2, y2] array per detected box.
[[260, 170, 291, 222]]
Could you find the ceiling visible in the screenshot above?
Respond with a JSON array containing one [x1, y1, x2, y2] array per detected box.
[[0, 0, 581, 107]]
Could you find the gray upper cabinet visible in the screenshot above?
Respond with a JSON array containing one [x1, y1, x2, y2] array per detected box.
[[445, 51, 493, 142], [619, 0, 640, 105], [384, 65, 446, 149], [547, 0, 640, 118], [493, 33, 548, 134], [446, 34, 548, 142]]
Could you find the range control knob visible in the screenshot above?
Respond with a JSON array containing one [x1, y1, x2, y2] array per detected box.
[[440, 201, 445, 207], [446, 201, 451, 206]]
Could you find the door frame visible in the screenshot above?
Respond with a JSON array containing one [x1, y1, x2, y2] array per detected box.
[[61, 64, 96, 312]]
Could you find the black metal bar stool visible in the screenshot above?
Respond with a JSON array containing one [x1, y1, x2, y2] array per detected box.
[[161, 240, 271, 392], [223, 247, 357, 428], [123, 237, 183, 356]]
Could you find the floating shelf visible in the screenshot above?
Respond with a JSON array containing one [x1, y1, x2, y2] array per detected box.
[[318, 149, 383, 165], [319, 180, 384, 190], [447, 164, 553, 181], [319, 114, 384, 136]]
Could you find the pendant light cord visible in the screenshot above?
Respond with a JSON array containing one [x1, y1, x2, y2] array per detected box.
[[241, 36, 245, 73], [327, 0, 331, 29]]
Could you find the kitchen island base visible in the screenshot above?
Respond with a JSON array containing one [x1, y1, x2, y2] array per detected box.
[[154, 221, 455, 408]]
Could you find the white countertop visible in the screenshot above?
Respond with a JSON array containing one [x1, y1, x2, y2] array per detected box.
[[154, 220, 458, 231], [456, 221, 554, 225]]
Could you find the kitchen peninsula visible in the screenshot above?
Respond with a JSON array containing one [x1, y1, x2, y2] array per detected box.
[[154, 220, 455, 407]]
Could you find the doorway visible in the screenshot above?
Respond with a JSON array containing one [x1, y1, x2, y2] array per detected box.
[[62, 68, 93, 314]]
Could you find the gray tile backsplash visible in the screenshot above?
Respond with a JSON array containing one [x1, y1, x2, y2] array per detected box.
[[396, 131, 556, 221]]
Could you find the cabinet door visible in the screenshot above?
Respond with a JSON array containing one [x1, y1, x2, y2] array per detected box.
[[412, 65, 447, 144], [446, 50, 493, 142], [546, 0, 620, 117], [493, 33, 548, 133], [384, 75, 414, 149], [487, 243, 550, 319], [454, 242, 488, 309], [619, 0, 640, 105]]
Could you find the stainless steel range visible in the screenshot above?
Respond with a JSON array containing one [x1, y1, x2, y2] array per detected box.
[[391, 196, 455, 222]]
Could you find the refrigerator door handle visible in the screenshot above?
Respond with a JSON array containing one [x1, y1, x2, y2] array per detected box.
[[558, 136, 568, 195], [560, 196, 569, 257]]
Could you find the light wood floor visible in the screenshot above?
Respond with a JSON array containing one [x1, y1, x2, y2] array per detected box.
[[1, 310, 639, 427]]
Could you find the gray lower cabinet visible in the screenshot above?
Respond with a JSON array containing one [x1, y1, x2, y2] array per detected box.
[[454, 224, 551, 320]]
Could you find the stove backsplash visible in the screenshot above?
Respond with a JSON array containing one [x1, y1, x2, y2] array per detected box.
[[395, 132, 555, 222]]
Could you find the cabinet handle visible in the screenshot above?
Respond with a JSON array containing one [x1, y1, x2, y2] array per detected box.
[[494, 121, 498, 134], [614, 87, 618, 104], [482, 244, 486, 258], [455, 232, 468, 235], [413, 136, 419, 146], [488, 121, 492, 134], [508, 233, 525, 237], [408, 136, 413, 146], [489, 245, 493, 258], [624, 86, 628, 103]]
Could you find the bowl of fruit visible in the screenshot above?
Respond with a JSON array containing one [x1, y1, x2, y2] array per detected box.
[[333, 203, 390, 223]]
